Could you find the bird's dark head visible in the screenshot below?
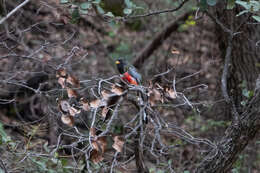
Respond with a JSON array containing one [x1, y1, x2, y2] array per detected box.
[[115, 59, 126, 74]]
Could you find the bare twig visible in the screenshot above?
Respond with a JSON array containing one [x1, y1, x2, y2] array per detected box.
[[125, 0, 190, 19], [0, 0, 30, 25], [0, 159, 8, 173]]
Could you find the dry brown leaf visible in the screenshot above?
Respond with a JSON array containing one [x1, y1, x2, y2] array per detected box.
[[90, 99, 103, 108], [111, 84, 124, 95], [92, 137, 107, 153], [56, 68, 67, 78], [101, 90, 111, 100], [69, 106, 81, 117], [112, 136, 124, 152], [67, 75, 80, 88], [58, 77, 66, 88], [97, 136, 107, 153], [171, 49, 180, 55], [90, 127, 96, 137], [148, 88, 163, 106], [90, 149, 104, 164], [101, 106, 109, 118], [166, 88, 177, 99], [61, 114, 74, 127], [58, 100, 70, 114], [80, 98, 90, 111], [67, 88, 78, 98]]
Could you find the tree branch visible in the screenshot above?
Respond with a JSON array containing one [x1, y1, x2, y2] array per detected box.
[[196, 76, 260, 172], [133, 11, 192, 69], [0, 0, 30, 25], [125, 0, 190, 19]]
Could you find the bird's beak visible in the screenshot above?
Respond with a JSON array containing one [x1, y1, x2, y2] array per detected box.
[[115, 60, 120, 64]]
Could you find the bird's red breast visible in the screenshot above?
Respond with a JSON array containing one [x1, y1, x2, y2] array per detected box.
[[122, 72, 138, 85]]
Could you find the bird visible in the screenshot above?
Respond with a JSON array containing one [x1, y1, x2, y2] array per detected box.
[[115, 59, 142, 85], [115, 59, 148, 124]]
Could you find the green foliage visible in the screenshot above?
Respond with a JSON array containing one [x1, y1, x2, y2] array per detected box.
[[239, 80, 254, 106], [71, 8, 80, 24], [227, 0, 236, 9], [197, 0, 260, 22], [207, 0, 217, 6], [60, 0, 69, 4], [178, 15, 196, 31]]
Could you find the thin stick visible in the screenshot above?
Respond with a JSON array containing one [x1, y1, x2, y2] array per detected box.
[[0, 0, 30, 25]]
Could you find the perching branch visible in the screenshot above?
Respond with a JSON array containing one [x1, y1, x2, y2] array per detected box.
[[0, 0, 30, 25]]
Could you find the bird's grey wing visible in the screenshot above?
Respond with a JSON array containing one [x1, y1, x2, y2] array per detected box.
[[128, 66, 142, 84]]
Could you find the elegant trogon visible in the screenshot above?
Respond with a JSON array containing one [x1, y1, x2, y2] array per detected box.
[[115, 59, 142, 85]]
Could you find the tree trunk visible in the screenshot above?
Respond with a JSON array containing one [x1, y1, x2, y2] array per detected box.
[[196, 2, 260, 172], [215, 3, 260, 114]]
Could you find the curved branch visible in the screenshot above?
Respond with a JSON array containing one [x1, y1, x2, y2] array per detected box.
[[125, 0, 190, 19], [0, 0, 30, 25], [133, 11, 192, 69]]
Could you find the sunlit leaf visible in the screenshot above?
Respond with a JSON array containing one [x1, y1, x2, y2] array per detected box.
[[252, 15, 260, 22], [123, 8, 132, 15], [80, 2, 91, 10], [104, 12, 114, 17], [92, 0, 101, 4], [60, 0, 69, 4], [236, 9, 249, 16], [236, 0, 250, 9], [207, 0, 217, 6], [227, 0, 235, 9]]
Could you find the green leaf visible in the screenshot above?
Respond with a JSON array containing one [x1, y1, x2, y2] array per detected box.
[[199, 0, 208, 10], [236, 9, 248, 16], [207, 0, 217, 6], [60, 0, 69, 4], [80, 2, 91, 10], [252, 15, 260, 22], [92, 0, 101, 4], [105, 12, 114, 17], [124, 0, 134, 8], [71, 8, 80, 23], [123, 8, 132, 15], [236, 0, 250, 10], [96, 5, 105, 14], [227, 0, 235, 9]]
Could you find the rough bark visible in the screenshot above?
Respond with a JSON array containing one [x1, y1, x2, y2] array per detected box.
[[196, 1, 260, 172], [196, 77, 260, 172], [214, 3, 260, 113]]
